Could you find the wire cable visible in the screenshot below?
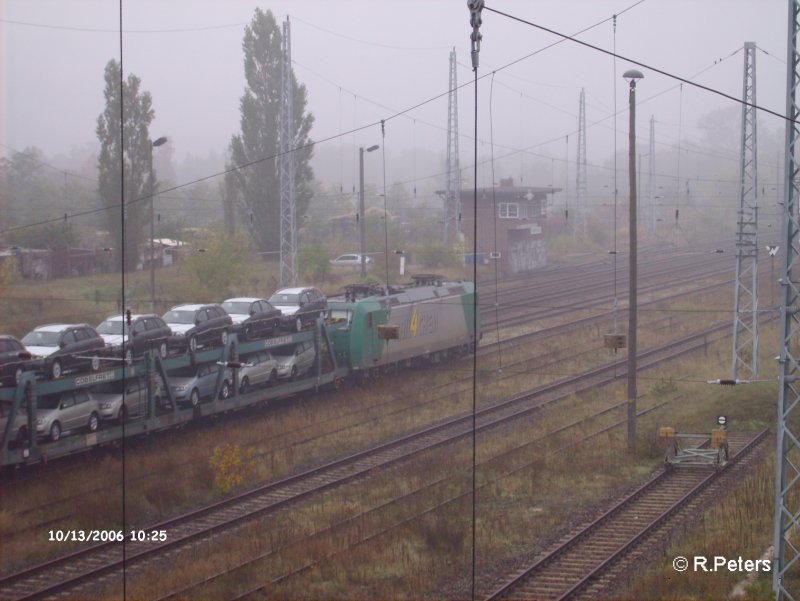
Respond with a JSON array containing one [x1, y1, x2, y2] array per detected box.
[[483, 4, 797, 124]]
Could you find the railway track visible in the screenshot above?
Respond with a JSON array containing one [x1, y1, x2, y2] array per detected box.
[[0, 318, 740, 601], [484, 429, 770, 601]]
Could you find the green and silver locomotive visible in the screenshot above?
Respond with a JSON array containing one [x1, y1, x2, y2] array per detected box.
[[327, 275, 478, 376]]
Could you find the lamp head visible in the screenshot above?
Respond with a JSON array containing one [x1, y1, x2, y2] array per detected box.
[[152, 136, 168, 147], [623, 69, 644, 88], [366, 144, 379, 153]]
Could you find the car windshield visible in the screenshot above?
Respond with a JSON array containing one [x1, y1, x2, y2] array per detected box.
[[92, 381, 125, 394], [269, 293, 299, 305], [163, 310, 196, 324], [21, 331, 61, 347], [221, 302, 251, 314], [38, 395, 62, 409], [95, 320, 128, 335], [271, 344, 294, 358], [171, 366, 199, 378]]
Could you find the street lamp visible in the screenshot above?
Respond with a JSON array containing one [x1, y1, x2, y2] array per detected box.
[[149, 136, 168, 312], [624, 69, 643, 452], [359, 144, 379, 278]]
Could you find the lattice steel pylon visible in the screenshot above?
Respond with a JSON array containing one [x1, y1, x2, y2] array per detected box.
[[444, 47, 461, 243], [775, 3, 800, 599], [731, 41, 759, 380], [279, 16, 297, 287], [647, 116, 657, 234], [575, 88, 588, 236]]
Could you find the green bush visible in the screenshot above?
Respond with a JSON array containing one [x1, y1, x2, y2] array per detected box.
[[298, 244, 331, 281]]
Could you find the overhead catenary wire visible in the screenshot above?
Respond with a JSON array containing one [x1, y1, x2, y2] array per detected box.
[[482, 4, 796, 125]]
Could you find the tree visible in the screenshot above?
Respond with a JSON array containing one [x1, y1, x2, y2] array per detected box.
[[183, 230, 252, 300], [96, 59, 156, 271], [226, 8, 314, 254], [0, 147, 59, 230]]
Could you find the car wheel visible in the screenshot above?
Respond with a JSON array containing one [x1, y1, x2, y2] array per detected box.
[[117, 406, 128, 423], [190, 388, 200, 407], [189, 336, 198, 353], [49, 421, 61, 442], [159, 341, 168, 359], [91, 354, 100, 371], [239, 376, 250, 395], [221, 329, 228, 346], [295, 317, 303, 332], [269, 370, 278, 386], [124, 349, 133, 366], [290, 365, 298, 381], [88, 412, 99, 433], [50, 359, 62, 380], [220, 380, 230, 400]]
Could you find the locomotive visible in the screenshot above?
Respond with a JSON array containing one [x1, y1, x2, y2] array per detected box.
[[327, 275, 478, 376]]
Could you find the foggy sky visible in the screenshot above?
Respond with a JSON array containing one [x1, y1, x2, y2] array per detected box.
[[0, 0, 789, 192]]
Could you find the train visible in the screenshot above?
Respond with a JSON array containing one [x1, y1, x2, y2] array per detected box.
[[0, 276, 478, 468]]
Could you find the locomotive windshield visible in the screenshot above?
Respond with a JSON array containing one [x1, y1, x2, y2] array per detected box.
[[328, 309, 352, 325]]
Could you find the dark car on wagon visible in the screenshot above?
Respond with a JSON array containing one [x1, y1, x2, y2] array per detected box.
[[96, 314, 172, 365], [162, 304, 233, 353], [221, 297, 283, 341], [21, 324, 106, 380], [268, 287, 327, 331], [0, 335, 32, 386]]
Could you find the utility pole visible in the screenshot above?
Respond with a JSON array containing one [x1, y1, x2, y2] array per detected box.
[[359, 145, 379, 278], [444, 47, 461, 243], [732, 42, 759, 380], [279, 16, 297, 287], [774, 2, 800, 598], [624, 69, 643, 452], [149, 136, 167, 312], [576, 88, 588, 236], [648, 116, 656, 234]]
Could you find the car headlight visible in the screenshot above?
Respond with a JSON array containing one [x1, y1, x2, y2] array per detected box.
[[100, 402, 113, 410], [36, 417, 47, 426], [172, 384, 188, 392]]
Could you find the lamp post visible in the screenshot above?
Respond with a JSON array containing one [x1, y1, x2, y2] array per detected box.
[[149, 136, 168, 312], [624, 69, 643, 452], [359, 144, 379, 279]]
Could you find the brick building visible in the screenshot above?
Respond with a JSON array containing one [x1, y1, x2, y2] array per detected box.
[[460, 178, 560, 274]]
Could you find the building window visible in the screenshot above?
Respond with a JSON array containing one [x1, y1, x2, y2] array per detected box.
[[499, 202, 520, 219]]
